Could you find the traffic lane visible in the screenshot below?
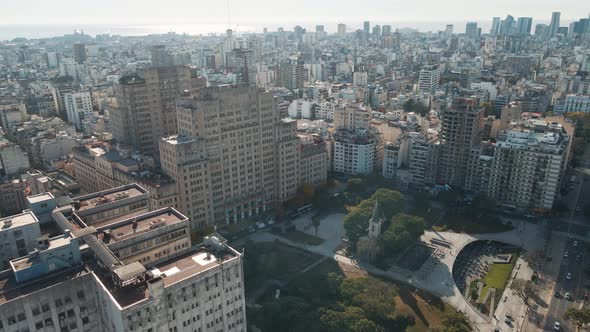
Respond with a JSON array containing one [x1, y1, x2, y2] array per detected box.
[[544, 241, 571, 331], [552, 243, 585, 331]]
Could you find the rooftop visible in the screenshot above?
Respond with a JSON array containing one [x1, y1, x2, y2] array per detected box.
[[27, 192, 54, 204], [0, 210, 39, 231], [96, 208, 186, 243], [76, 184, 146, 212]]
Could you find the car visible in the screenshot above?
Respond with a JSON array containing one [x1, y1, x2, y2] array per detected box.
[[574, 240, 579, 247], [576, 254, 582, 262], [576, 206, 581, 212], [554, 291, 561, 298], [256, 221, 266, 229], [504, 318, 512, 325], [584, 292, 589, 301], [505, 314, 513, 321], [267, 219, 276, 226], [565, 292, 571, 300], [248, 226, 256, 233], [566, 273, 572, 280], [554, 321, 561, 330], [564, 251, 569, 258]]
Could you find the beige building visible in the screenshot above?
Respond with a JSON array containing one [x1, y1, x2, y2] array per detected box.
[[160, 85, 299, 228], [72, 143, 178, 210], [298, 133, 328, 187], [112, 66, 195, 157]]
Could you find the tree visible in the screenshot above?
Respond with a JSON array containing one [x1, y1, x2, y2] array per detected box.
[[343, 189, 405, 250], [340, 277, 398, 326], [563, 308, 590, 332], [509, 278, 536, 305], [439, 189, 463, 208], [377, 214, 426, 256], [320, 306, 384, 332], [438, 311, 471, 332]]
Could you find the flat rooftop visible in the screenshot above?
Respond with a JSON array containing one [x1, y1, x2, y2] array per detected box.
[[100, 245, 239, 308], [97, 208, 186, 243], [11, 234, 74, 271], [0, 211, 39, 231], [27, 192, 54, 204], [77, 186, 145, 212], [0, 265, 87, 305]]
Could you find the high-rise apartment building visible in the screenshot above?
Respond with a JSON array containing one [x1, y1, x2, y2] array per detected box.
[[151, 44, 171, 66], [64, 91, 93, 130], [438, 97, 484, 187], [279, 58, 305, 91], [549, 11, 561, 37], [73, 43, 87, 64], [418, 65, 440, 94], [487, 121, 568, 210], [226, 48, 257, 84], [112, 66, 193, 157], [160, 85, 299, 229]]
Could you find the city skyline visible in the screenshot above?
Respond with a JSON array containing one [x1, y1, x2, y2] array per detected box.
[[0, 0, 587, 39]]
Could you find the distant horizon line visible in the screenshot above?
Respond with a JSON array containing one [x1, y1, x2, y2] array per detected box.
[[0, 17, 578, 41]]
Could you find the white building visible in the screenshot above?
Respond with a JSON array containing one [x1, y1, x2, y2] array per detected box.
[[288, 99, 314, 119], [352, 71, 368, 87], [64, 91, 93, 130], [418, 65, 440, 94], [0, 211, 42, 269], [333, 129, 379, 175]]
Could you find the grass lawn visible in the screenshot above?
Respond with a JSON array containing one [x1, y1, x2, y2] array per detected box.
[[480, 262, 515, 302], [271, 229, 324, 246]]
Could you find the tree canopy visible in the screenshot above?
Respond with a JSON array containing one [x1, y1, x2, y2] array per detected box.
[[378, 213, 427, 256], [563, 308, 590, 330], [343, 189, 405, 249]]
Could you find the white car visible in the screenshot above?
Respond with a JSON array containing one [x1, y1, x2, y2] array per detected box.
[[565, 292, 571, 300], [563, 251, 569, 258], [554, 321, 561, 330], [566, 272, 572, 280], [574, 240, 579, 247]]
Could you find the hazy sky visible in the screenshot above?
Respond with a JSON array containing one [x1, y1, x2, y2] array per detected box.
[[1, 0, 588, 32]]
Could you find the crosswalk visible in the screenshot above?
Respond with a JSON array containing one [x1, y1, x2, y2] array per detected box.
[[552, 230, 590, 242]]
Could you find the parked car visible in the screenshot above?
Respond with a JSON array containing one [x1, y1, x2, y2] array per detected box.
[[565, 292, 571, 300], [248, 226, 256, 233], [554, 321, 561, 331], [566, 273, 572, 280]]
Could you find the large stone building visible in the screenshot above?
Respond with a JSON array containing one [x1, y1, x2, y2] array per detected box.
[[160, 85, 299, 228], [298, 134, 329, 187], [0, 184, 246, 332], [72, 143, 177, 210], [112, 66, 193, 157]]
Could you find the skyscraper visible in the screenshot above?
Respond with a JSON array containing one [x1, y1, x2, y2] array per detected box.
[[499, 15, 516, 35], [516, 17, 533, 35], [549, 11, 561, 37], [465, 22, 479, 39], [363, 21, 370, 36], [226, 48, 257, 84], [382, 25, 392, 36], [491, 17, 501, 35]]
